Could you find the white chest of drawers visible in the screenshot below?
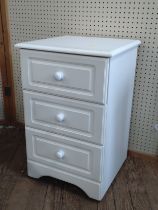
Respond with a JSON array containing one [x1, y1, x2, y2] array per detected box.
[[16, 36, 140, 200]]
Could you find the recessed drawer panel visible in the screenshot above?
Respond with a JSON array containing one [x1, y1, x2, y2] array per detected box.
[[26, 127, 103, 182], [23, 91, 105, 145], [21, 49, 109, 104]]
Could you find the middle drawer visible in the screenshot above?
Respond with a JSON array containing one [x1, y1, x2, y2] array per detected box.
[[23, 91, 105, 145]]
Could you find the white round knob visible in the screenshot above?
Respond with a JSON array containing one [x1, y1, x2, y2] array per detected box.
[[56, 150, 65, 159], [56, 113, 65, 122], [54, 71, 64, 81]]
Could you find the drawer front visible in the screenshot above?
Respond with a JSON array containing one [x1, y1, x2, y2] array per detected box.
[[26, 128, 103, 181], [23, 91, 105, 145], [21, 49, 109, 104]]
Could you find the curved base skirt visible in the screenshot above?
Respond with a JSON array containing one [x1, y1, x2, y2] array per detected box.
[[27, 160, 108, 201]]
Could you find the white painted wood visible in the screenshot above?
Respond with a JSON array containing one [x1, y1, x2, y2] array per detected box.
[[23, 90, 105, 145], [27, 160, 102, 200], [17, 36, 140, 200], [56, 150, 65, 159], [15, 36, 141, 57], [20, 49, 109, 104], [100, 48, 138, 197], [54, 71, 64, 81], [26, 127, 103, 182]]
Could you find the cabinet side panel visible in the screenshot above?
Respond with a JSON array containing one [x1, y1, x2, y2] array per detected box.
[[102, 48, 138, 193]]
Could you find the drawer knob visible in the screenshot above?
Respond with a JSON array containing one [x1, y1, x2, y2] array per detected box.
[[54, 71, 64, 81], [56, 113, 65, 122], [56, 150, 65, 159]]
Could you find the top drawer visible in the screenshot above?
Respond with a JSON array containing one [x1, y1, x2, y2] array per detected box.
[[20, 49, 109, 104]]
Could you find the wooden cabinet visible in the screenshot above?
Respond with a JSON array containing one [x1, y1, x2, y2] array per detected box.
[[16, 36, 140, 200]]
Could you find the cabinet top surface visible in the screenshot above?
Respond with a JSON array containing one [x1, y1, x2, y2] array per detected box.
[[15, 36, 141, 57]]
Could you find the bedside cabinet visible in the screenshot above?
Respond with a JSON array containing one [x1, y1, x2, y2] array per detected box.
[[16, 36, 140, 200]]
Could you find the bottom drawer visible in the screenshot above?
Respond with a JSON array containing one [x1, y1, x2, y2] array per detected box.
[[25, 127, 103, 182]]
